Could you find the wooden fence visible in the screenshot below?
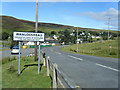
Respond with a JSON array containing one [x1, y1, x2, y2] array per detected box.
[[41, 51, 81, 89]]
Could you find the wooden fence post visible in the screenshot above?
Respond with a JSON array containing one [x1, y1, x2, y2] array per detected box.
[[46, 56, 50, 76], [53, 63, 57, 88], [75, 86, 81, 90], [43, 53, 46, 66], [40, 52, 43, 63], [43, 58, 46, 66]]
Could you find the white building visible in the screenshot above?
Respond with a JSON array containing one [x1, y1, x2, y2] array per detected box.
[[92, 36, 101, 39], [24, 42, 40, 45], [53, 35, 59, 40]]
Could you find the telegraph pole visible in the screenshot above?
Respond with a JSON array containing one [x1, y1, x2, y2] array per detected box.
[[76, 27, 78, 52], [34, 0, 38, 61], [108, 17, 111, 40]]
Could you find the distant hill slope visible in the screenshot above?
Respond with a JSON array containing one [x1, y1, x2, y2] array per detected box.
[[0, 16, 118, 34]]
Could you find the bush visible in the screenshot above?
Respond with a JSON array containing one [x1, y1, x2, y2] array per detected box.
[[109, 52, 117, 55], [2, 57, 11, 64], [2, 32, 9, 40], [103, 36, 108, 40], [7, 65, 16, 73]]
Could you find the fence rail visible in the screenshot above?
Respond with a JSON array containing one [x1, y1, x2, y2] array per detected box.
[[41, 51, 81, 89]]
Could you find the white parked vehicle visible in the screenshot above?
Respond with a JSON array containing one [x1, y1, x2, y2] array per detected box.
[[11, 46, 20, 54]]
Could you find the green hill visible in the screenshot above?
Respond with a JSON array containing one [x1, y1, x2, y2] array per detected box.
[[1, 16, 73, 34], [1, 15, 118, 35]]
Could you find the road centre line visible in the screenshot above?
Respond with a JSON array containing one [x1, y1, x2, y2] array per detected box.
[[68, 55, 83, 61], [96, 63, 119, 72]]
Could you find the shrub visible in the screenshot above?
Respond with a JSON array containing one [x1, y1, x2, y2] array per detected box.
[[109, 52, 117, 55], [2, 32, 9, 40], [7, 65, 16, 73], [2, 57, 11, 64]]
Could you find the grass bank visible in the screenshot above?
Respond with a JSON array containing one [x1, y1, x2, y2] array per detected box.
[[2, 56, 51, 88], [61, 39, 119, 58]]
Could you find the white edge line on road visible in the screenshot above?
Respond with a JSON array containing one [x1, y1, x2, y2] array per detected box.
[[68, 55, 83, 61], [96, 63, 119, 72]]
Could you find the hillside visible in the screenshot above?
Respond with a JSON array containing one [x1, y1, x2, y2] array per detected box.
[[0, 16, 118, 34], [61, 39, 118, 58]]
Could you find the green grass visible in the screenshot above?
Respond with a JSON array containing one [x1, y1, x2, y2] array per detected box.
[[2, 41, 11, 47], [0, 65, 2, 90], [2, 56, 51, 88], [0, 48, 9, 51], [0, 41, 11, 51], [61, 39, 119, 58]]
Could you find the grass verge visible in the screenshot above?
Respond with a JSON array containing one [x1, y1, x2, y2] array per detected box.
[[0, 65, 2, 90], [61, 39, 119, 58], [0, 48, 10, 51], [2, 56, 51, 88]]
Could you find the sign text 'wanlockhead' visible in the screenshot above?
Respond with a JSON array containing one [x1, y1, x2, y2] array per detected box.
[[13, 32, 44, 41]]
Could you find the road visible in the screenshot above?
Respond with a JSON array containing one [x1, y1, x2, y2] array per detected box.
[[1, 46, 118, 88], [42, 46, 118, 88], [1, 48, 35, 59]]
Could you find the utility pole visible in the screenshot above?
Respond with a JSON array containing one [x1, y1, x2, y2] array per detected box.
[[76, 27, 78, 52], [34, 0, 38, 61], [108, 17, 111, 40]]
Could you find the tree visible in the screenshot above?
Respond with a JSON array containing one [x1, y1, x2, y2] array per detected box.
[[10, 41, 18, 49], [101, 32, 108, 40], [111, 32, 117, 37], [87, 36, 93, 42], [60, 30, 76, 45], [58, 31, 64, 35], [51, 31, 56, 35], [2, 32, 9, 40]]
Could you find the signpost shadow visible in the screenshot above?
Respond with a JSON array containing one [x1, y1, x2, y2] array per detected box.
[[20, 64, 43, 74]]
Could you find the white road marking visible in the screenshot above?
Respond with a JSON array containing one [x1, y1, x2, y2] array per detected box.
[[96, 63, 119, 72], [55, 52, 62, 55], [68, 55, 83, 61]]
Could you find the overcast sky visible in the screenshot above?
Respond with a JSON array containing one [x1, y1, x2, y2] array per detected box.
[[1, 2, 118, 30]]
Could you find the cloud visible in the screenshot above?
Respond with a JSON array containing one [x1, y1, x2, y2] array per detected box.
[[1, 0, 119, 2], [79, 8, 118, 21], [76, 8, 118, 30]]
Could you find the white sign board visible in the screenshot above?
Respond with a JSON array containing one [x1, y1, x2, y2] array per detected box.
[[13, 32, 44, 41]]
